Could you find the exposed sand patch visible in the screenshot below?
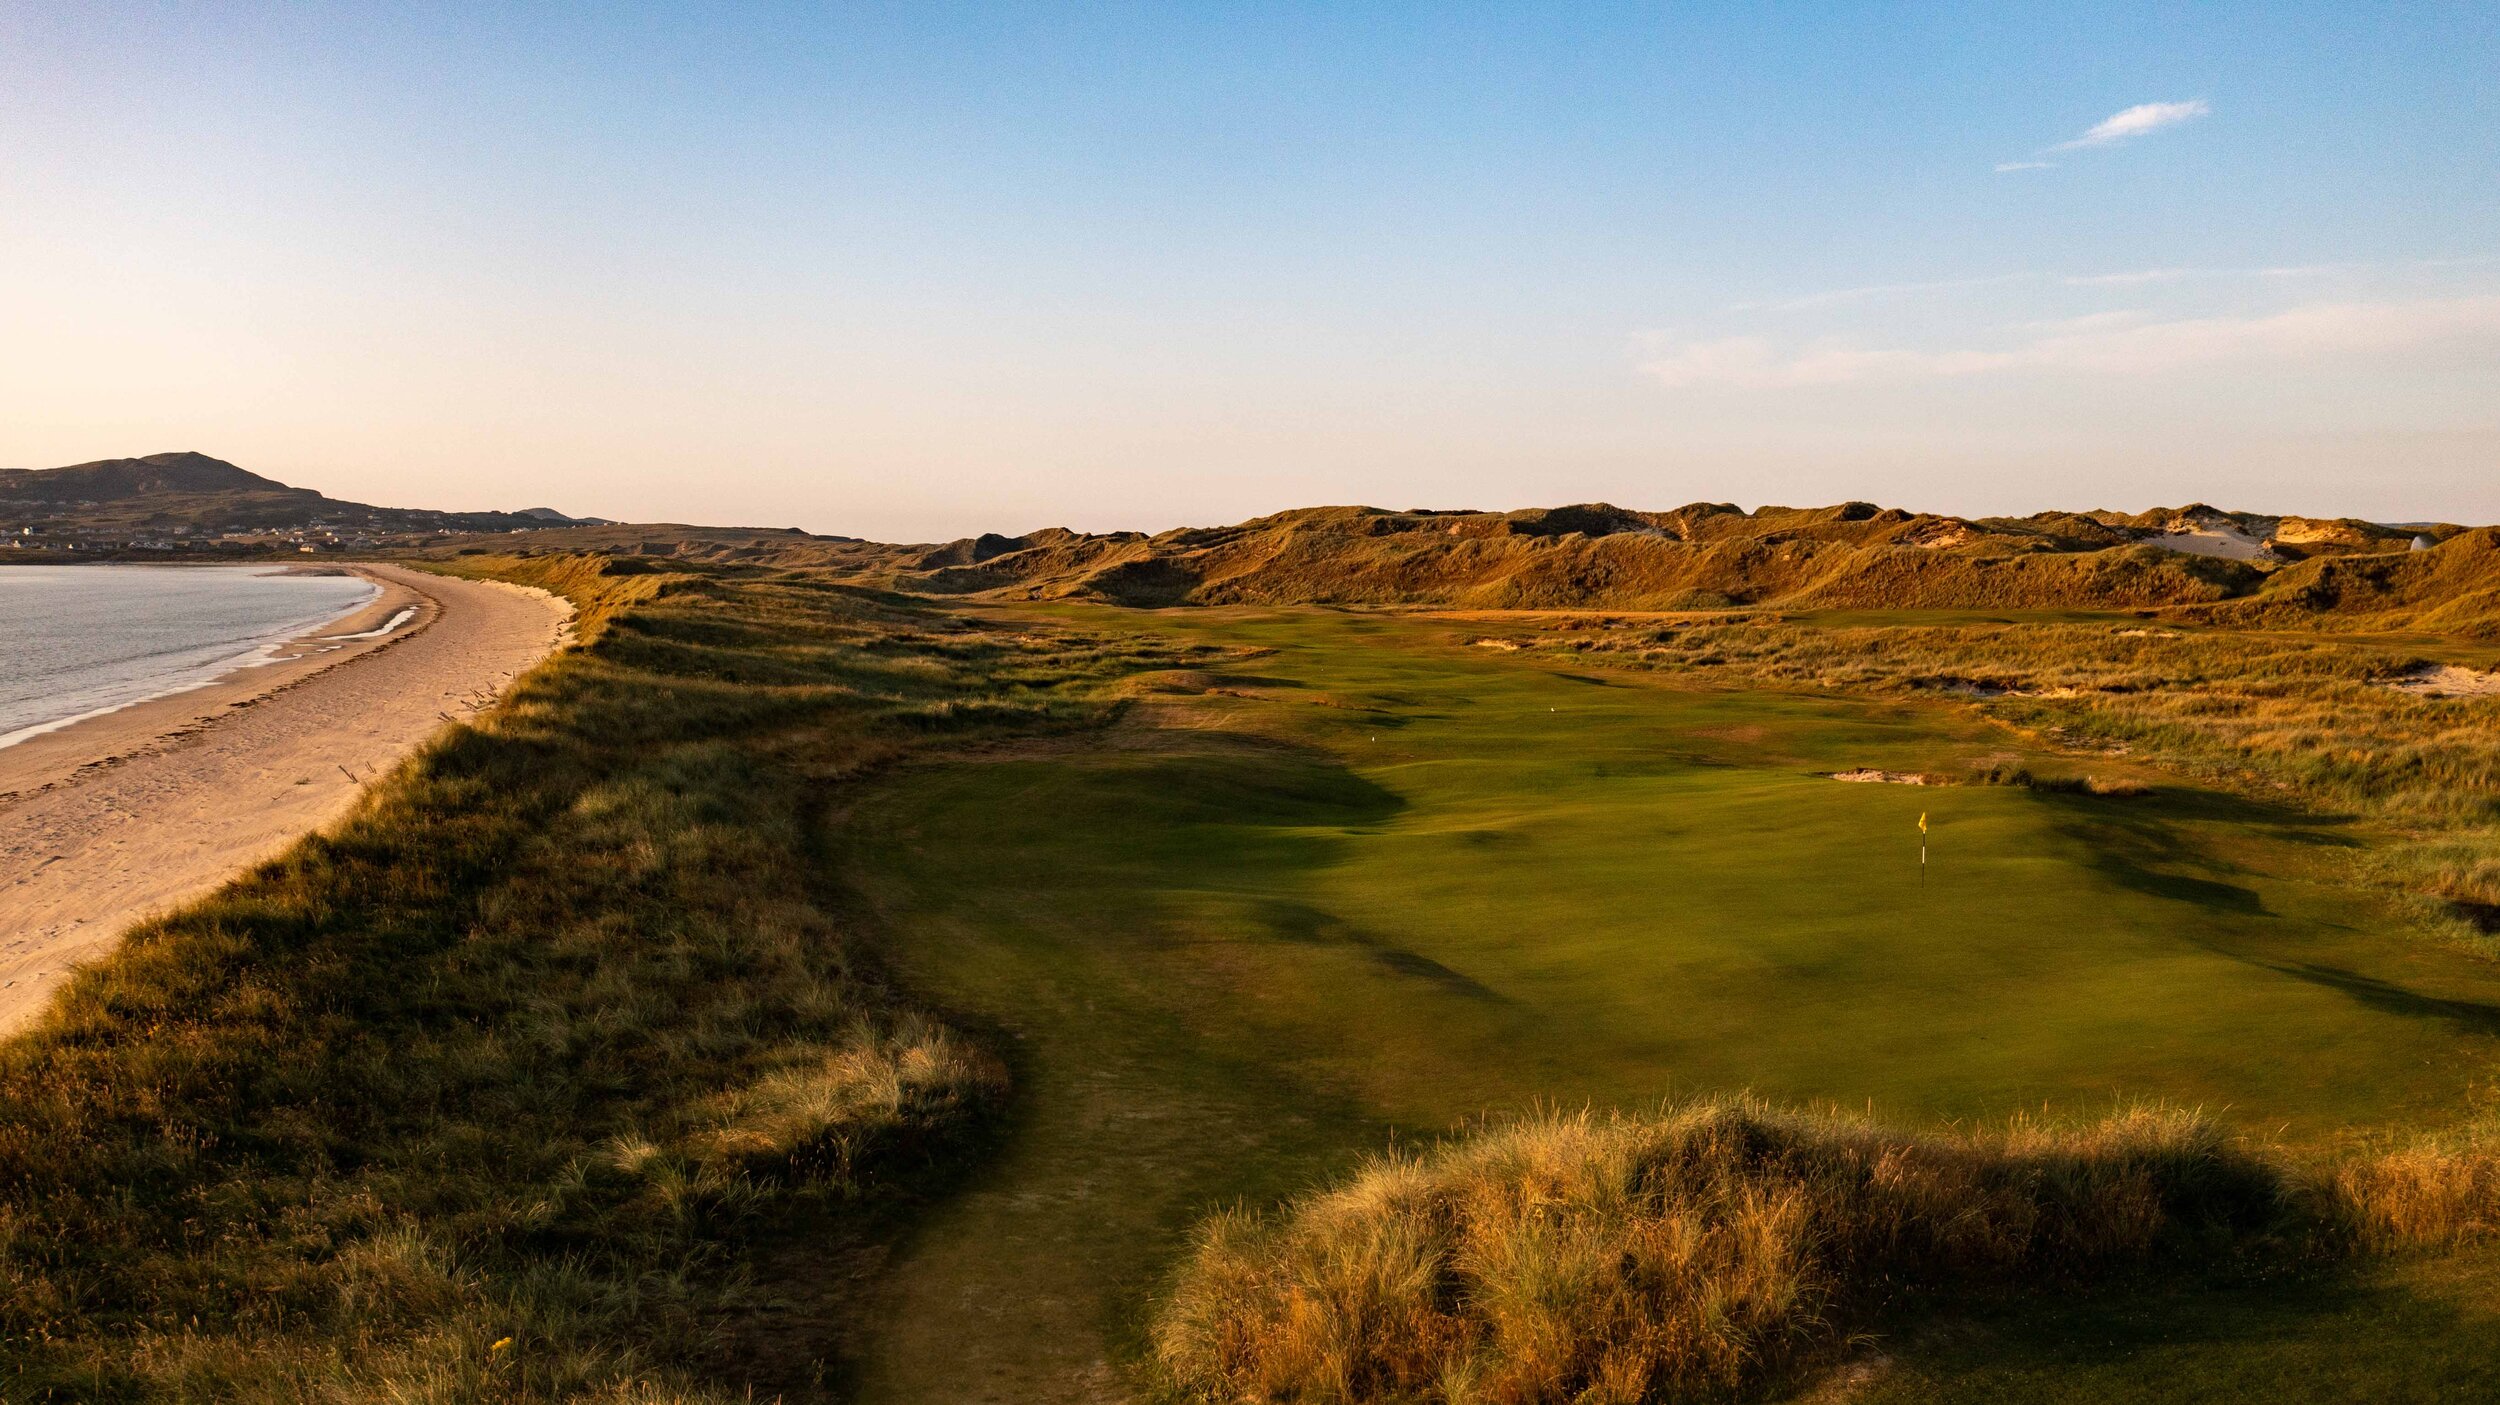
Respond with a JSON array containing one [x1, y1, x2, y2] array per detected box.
[[2387, 663, 2500, 698], [0, 564, 572, 1034], [1828, 769, 1941, 785], [2144, 525, 2270, 561]]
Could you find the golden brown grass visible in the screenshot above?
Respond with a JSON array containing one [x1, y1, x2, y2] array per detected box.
[[1156, 1098, 2283, 1405], [906, 510, 2265, 614], [0, 557, 1218, 1402], [2334, 1132, 2500, 1253]]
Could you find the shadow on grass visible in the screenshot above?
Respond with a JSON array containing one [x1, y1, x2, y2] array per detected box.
[[2247, 961, 2500, 1039], [1249, 897, 1514, 1005], [2124, 781, 2368, 838], [2035, 788, 2500, 1039], [1841, 1251, 2500, 1405], [2037, 773, 2375, 920], [2049, 800, 2273, 916]]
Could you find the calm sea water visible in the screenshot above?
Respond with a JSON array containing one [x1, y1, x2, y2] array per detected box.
[[0, 565, 379, 748]]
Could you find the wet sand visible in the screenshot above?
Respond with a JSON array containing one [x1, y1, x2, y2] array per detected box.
[[0, 563, 572, 1034]]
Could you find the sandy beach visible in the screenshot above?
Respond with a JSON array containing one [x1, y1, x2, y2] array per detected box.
[[0, 563, 572, 1034]]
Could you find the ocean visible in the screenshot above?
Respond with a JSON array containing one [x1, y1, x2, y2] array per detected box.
[[0, 565, 381, 748]]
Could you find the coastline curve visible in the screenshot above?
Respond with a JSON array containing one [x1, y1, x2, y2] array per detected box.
[[0, 563, 572, 1034]]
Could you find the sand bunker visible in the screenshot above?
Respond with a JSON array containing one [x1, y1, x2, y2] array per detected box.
[[2386, 664, 2500, 698], [1829, 769, 1941, 785]]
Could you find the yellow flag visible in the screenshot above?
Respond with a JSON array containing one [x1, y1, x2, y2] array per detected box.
[[1918, 811, 1928, 835]]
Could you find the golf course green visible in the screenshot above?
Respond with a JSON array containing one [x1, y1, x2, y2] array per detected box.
[[832, 604, 2500, 1402]]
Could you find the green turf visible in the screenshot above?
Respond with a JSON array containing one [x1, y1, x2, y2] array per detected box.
[[830, 604, 2500, 1401], [1841, 1248, 2500, 1404]]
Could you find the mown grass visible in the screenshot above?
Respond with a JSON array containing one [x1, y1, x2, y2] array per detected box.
[[1498, 612, 2500, 943], [0, 557, 1215, 1402], [831, 603, 2500, 1401]]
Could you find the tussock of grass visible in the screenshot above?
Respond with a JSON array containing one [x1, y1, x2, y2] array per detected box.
[[1156, 1099, 2280, 1404], [2336, 1133, 2500, 1252], [0, 557, 1204, 1401], [1962, 763, 2145, 796]]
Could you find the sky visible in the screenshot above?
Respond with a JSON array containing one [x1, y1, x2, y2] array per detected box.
[[2, 3, 2495, 541]]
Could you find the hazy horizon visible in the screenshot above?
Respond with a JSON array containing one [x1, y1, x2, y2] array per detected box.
[[5, 4, 2495, 540]]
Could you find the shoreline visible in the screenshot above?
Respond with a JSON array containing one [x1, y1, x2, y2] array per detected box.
[[0, 566, 431, 803], [0, 563, 573, 1034]]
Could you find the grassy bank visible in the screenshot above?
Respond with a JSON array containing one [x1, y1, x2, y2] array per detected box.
[[0, 559, 1207, 1401]]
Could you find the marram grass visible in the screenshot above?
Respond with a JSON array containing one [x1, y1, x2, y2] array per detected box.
[[1154, 1098, 2500, 1404]]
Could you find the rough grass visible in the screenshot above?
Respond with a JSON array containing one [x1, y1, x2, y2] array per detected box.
[[1155, 1099, 2500, 1405], [2335, 1130, 2500, 1253], [1156, 1099, 2285, 1404], [0, 557, 1216, 1402], [1500, 613, 2500, 943], [908, 511, 2266, 614]]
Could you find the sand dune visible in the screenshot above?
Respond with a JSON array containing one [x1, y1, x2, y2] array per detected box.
[[0, 564, 571, 1034]]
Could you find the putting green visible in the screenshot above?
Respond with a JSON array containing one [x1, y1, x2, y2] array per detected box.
[[834, 604, 2500, 1401]]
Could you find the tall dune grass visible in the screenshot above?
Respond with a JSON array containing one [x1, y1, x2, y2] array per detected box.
[[1156, 1099, 2283, 1404]]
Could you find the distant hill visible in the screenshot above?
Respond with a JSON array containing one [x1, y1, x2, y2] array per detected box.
[[866, 500, 2495, 634], [0, 452, 608, 539], [0, 451, 294, 502]]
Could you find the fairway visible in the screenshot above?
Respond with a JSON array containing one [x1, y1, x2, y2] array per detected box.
[[834, 604, 2500, 1401]]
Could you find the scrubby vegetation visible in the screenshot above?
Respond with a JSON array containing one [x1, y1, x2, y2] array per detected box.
[[1156, 1097, 2500, 1405], [1156, 1100, 2281, 1403], [0, 557, 1213, 1402]]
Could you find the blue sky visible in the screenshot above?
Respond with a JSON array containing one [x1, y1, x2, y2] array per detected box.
[[3, 3, 2495, 537]]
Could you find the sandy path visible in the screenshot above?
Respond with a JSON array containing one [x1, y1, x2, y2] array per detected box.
[[0, 564, 571, 1035]]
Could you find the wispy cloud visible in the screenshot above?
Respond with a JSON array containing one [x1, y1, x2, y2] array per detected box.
[[1731, 273, 2035, 314], [1997, 98, 2209, 173], [1741, 262, 2355, 313], [2061, 263, 2346, 287], [2052, 98, 2211, 151], [1639, 294, 2500, 389]]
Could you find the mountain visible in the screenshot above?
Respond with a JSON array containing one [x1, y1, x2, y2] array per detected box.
[[0, 451, 293, 502], [0, 453, 602, 540]]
